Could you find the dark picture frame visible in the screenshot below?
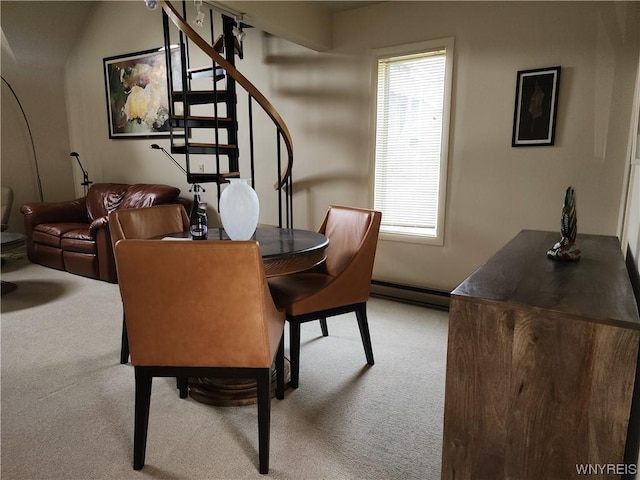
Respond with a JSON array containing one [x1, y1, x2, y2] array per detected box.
[[103, 47, 180, 139], [512, 66, 561, 147]]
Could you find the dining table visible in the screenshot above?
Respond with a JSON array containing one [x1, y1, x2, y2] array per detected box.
[[160, 225, 329, 277], [158, 225, 330, 405]]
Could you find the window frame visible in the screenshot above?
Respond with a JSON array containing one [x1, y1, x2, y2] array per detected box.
[[370, 37, 454, 246]]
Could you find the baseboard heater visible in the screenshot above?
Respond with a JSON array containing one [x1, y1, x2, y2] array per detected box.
[[370, 280, 450, 311]]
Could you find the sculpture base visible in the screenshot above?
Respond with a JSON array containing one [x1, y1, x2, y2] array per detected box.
[[547, 239, 581, 261]]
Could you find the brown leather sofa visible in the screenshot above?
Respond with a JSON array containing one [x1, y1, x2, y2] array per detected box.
[[20, 183, 182, 283]]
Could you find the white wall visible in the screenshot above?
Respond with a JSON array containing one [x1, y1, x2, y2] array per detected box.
[[330, 1, 640, 290], [43, 1, 640, 291], [0, 1, 94, 231], [65, 3, 188, 196]]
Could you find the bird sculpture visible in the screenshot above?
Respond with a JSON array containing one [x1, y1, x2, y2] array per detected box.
[[547, 186, 581, 261]]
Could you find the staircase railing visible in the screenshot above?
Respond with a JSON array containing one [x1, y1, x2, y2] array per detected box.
[[160, 0, 294, 227]]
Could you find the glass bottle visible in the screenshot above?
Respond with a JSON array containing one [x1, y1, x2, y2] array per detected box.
[[188, 184, 202, 230], [190, 201, 208, 240]]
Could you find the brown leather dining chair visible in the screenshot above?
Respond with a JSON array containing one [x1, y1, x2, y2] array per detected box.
[[109, 204, 190, 365], [114, 239, 285, 474], [268, 205, 382, 388]]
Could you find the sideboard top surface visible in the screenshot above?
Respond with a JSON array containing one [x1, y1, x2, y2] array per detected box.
[[452, 229, 640, 329]]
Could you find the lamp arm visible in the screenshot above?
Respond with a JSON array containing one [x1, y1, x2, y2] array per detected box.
[[150, 144, 187, 175], [74, 157, 88, 176], [69, 152, 92, 187]]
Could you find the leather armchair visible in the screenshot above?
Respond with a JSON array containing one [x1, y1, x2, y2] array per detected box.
[[115, 239, 285, 474], [109, 204, 190, 365], [20, 183, 182, 282], [268, 205, 382, 388]]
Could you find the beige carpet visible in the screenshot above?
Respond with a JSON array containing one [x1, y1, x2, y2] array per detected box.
[[1, 251, 448, 480]]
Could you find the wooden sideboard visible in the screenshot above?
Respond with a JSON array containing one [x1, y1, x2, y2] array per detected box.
[[441, 230, 640, 480]]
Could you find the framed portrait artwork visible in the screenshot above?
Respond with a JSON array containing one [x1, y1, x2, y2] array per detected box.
[[103, 47, 181, 139], [512, 66, 561, 147]]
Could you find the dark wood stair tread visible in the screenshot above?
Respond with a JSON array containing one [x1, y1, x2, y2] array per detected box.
[[170, 116, 234, 128], [172, 142, 239, 156], [187, 171, 240, 184], [172, 90, 233, 105]]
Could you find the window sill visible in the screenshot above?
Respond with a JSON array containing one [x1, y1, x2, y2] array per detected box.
[[379, 230, 443, 246]]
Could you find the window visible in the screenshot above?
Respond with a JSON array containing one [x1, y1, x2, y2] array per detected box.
[[372, 38, 454, 245]]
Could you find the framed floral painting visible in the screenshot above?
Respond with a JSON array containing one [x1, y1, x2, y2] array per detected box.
[[103, 47, 181, 138]]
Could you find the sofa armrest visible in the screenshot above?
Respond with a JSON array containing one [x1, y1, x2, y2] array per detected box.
[[20, 197, 87, 228], [89, 216, 109, 237]]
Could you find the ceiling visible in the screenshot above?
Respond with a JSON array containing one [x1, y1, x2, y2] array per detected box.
[[1, 1, 96, 66], [1, 1, 385, 69]]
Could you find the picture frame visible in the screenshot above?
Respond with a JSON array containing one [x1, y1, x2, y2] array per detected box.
[[512, 66, 561, 147], [103, 47, 181, 139]]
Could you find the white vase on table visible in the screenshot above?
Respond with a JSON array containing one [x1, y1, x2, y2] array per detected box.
[[219, 178, 259, 240]]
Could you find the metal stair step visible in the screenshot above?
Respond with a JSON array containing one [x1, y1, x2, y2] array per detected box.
[[172, 90, 233, 105], [172, 142, 238, 155], [187, 171, 240, 184], [188, 66, 225, 81], [170, 115, 234, 129]]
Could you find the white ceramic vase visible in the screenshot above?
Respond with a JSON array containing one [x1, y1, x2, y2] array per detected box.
[[219, 178, 259, 240]]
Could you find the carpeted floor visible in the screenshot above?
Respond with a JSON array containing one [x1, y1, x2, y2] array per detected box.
[[1, 251, 448, 480]]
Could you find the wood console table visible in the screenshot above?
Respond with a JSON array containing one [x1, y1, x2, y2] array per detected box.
[[441, 230, 640, 480]]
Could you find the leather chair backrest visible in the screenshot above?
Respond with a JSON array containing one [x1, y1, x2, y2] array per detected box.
[[115, 240, 283, 368], [320, 206, 382, 278], [109, 204, 190, 246]]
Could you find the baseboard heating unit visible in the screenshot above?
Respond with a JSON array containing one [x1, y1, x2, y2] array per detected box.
[[370, 280, 450, 311]]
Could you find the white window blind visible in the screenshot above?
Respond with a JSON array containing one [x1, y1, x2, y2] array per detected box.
[[374, 44, 450, 242]]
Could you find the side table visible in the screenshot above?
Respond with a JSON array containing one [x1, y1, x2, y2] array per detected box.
[[441, 230, 640, 479], [1, 232, 26, 295]]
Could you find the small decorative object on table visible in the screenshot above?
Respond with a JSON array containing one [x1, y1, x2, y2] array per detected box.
[[188, 183, 204, 228], [219, 179, 259, 240], [547, 186, 581, 261], [190, 202, 208, 240]]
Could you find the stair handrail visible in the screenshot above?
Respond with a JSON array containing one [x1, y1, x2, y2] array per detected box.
[[160, 0, 293, 191]]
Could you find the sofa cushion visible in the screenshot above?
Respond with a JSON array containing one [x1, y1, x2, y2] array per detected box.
[[61, 227, 97, 254], [85, 183, 130, 222], [33, 223, 88, 248], [63, 251, 99, 279]]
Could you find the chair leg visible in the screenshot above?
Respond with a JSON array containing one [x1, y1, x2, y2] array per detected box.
[[355, 304, 375, 365], [319, 318, 329, 337], [133, 368, 152, 470], [256, 369, 272, 474], [275, 336, 285, 400], [177, 377, 188, 399], [120, 314, 129, 364], [289, 321, 301, 389]]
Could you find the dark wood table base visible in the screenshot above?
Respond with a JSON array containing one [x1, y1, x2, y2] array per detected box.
[[188, 361, 290, 406]]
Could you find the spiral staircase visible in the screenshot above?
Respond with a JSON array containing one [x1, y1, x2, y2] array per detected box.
[[158, 0, 294, 227]]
